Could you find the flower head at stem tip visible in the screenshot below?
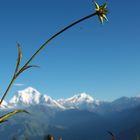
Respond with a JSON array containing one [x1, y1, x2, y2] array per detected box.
[[94, 1, 108, 24]]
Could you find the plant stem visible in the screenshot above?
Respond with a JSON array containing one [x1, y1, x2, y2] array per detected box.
[[23, 12, 97, 67], [0, 75, 16, 105], [0, 12, 97, 105]]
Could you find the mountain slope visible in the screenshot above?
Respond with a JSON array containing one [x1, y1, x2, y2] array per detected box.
[[57, 93, 100, 110], [8, 87, 65, 110]]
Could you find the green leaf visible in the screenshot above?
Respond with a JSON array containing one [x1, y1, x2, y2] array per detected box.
[[102, 14, 108, 21], [94, 1, 99, 10], [102, 1, 108, 9], [15, 43, 22, 73], [98, 15, 104, 24], [0, 110, 29, 123]]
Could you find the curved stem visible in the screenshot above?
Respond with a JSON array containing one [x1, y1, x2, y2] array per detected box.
[[23, 12, 97, 67], [0, 12, 97, 105], [0, 75, 16, 105]]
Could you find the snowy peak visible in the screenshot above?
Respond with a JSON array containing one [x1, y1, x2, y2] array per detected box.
[[62, 93, 94, 103], [8, 87, 65, 109], [57, 93, 99, 110], [9, 87, 42, 105], [73, 93, 94, 103]]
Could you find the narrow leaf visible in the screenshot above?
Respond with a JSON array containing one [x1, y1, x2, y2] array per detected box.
[[15, 43, 22, 73], [98, 15, 104, 24], [102, 1, 108, 9], [0, 110, 29, 123], [94, 1, 99, 10], [102, 14, 108, 21]]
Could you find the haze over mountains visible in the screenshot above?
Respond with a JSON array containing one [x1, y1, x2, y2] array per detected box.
[[0, 87, 140, 140]]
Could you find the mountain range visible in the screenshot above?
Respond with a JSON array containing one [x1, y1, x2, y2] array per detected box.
[[0, 87, 140, 140], [1, 87, 102, 111]]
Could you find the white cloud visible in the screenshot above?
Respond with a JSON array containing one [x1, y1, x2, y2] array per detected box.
[[14, 83, 24, 87]]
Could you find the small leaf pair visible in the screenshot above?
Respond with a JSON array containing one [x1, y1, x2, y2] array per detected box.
[[14, 44, 39, 77]]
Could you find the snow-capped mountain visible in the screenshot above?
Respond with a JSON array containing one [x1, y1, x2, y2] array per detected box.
[[7, 87, 101, 111], [9, 87, 42, 105], [2, 86, 140, 112], [57, 93, 100, 110], [8, 87, 65, 109]]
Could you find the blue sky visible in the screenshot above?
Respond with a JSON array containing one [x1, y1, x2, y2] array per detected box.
[[0, 0, 140, 101]]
